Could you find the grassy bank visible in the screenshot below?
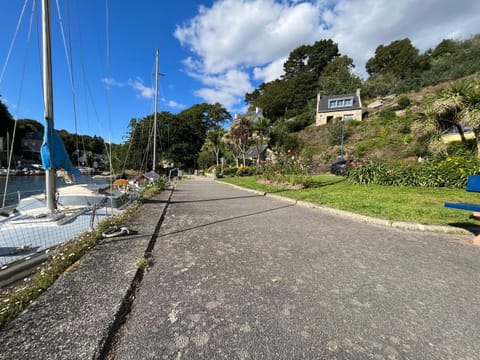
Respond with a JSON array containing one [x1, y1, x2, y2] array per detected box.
[[220, 175, 480, 227]]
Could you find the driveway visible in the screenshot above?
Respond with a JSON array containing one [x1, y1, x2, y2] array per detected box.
[[110, 177, 480, 359]]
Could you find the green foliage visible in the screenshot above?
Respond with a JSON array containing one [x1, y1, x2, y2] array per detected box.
[[286, 112, 314, 132], [377, 110, 396, 121], [345, 156, 480, 188], [139, 177, 167, 200], [318, 55, 363, 95], [258, 152, 312, 188], [283, 39, 339, 80], [366, 38, 428, 80], [396, 95, 411, 110], [236, 165, 256, 177], [221, 174, 480, 226], [221, 166, 238, 177], [136, 255, 153, 270], [364, 34, 480, 99], [0, 97, 14, 139], [197, 148, 216, 169], [246, 39, 340, 119], [123, 103, 231, 171]]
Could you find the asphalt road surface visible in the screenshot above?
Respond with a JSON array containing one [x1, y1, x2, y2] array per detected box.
[[109, 177, 480, 359]]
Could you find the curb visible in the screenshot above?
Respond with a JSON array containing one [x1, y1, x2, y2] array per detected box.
[[220, 180, 476, 237]]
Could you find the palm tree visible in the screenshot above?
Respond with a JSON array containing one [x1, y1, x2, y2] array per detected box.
[[411, 102, 448, 156], [413, 80, 480, 157], [205, 125, 225, 165], [435, 80, 480, 157]]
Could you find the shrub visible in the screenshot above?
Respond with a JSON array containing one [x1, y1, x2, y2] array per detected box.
[[221, 166, 238, 177], [236, 166, 256, 177], [345, 156, 480, 188], [396, 95, 411, 110]]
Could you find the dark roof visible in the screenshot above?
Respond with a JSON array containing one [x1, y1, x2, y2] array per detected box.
[[230, 108, 264, 128], [317, 92, 361, 113], [245, 144, 268, 158]]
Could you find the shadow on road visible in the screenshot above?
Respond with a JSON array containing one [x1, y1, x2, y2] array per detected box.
[[159, 203, 295, 237], [169, 194, 265, 204]]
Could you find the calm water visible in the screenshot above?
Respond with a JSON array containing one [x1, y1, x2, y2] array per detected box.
[[0, 175, 108, 207]]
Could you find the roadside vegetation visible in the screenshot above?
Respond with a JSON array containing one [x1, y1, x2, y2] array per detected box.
[[220, 175, 480, 227]]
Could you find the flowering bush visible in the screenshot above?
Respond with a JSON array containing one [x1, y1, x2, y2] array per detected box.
[[259, 152, 312, 188]]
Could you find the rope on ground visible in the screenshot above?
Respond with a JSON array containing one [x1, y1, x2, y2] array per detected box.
[[102, 226, 130, 239]]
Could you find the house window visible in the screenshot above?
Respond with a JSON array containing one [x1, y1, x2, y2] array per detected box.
[[343, 114, 354, 121], [329, 97, 353, 108]]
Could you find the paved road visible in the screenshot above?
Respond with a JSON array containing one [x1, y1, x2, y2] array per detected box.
[[109, 178, 480, 359]]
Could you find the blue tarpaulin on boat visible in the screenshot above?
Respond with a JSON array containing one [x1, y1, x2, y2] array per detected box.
[[41, 129, 81, 178]]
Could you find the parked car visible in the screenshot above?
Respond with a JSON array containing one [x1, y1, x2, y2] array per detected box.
[[330, 159, 356, 176]]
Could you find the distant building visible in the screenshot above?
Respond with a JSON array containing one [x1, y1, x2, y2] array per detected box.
[[315, 89, 363, 126], [21, 131, 43, 157], [231, 107, 264, 127], [245, 144, 269, 163]]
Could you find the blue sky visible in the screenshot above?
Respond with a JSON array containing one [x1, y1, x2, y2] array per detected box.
[[1, 0, 480, 144]]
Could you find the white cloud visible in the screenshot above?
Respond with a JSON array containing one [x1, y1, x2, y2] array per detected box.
[[128, 77, 155, 99], [321, 0, 480, 78], [101, 77, 125, 88], [190, 69, 254, 110], [175, 0, 323, 74], [165, 99, 185, 110], [253, 57, 286, 82], [175, 0, 480, 108]]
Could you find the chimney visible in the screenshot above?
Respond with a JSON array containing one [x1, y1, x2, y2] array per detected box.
[[356, 88, 362, 108]]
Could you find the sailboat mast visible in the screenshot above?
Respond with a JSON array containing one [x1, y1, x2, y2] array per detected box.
[[153, 49, 159, 172], [42, 0, 56, 212]]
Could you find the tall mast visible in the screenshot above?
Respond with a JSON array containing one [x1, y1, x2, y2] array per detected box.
[[42, 0, 56, 213], [153, 49, 159, 172]]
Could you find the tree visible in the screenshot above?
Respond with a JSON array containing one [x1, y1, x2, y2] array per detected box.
[[251, 117, 271, 165], [283, 39, 340, 80], [431, 39, 457, 59], [411, 102, 448, 156], [318, 55, 362, 95], [245, 80, 290, 119], [229, 117, 251, 166], [205, 125, 226, 165], [121, 103, 230, 170], [412, 80, 480, 157], [175, 103, 231, 168], [433, 80, 480, 157], [246, 39, 341, 120], [0, 97, 14, 138], [366, 38, 429, 80]]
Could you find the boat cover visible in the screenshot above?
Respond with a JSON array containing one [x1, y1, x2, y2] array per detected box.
[[41, 128, 81, 178]]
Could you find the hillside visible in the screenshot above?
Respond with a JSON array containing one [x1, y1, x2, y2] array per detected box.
[[297, 74, 480, 172]]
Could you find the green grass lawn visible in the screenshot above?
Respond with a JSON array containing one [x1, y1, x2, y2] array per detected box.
[[219, 175, 480, 227]]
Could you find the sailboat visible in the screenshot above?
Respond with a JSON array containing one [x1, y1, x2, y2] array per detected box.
[[0, 0, 130, 280]]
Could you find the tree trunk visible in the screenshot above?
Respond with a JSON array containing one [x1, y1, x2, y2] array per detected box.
[[456, 124, 466, 142]]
